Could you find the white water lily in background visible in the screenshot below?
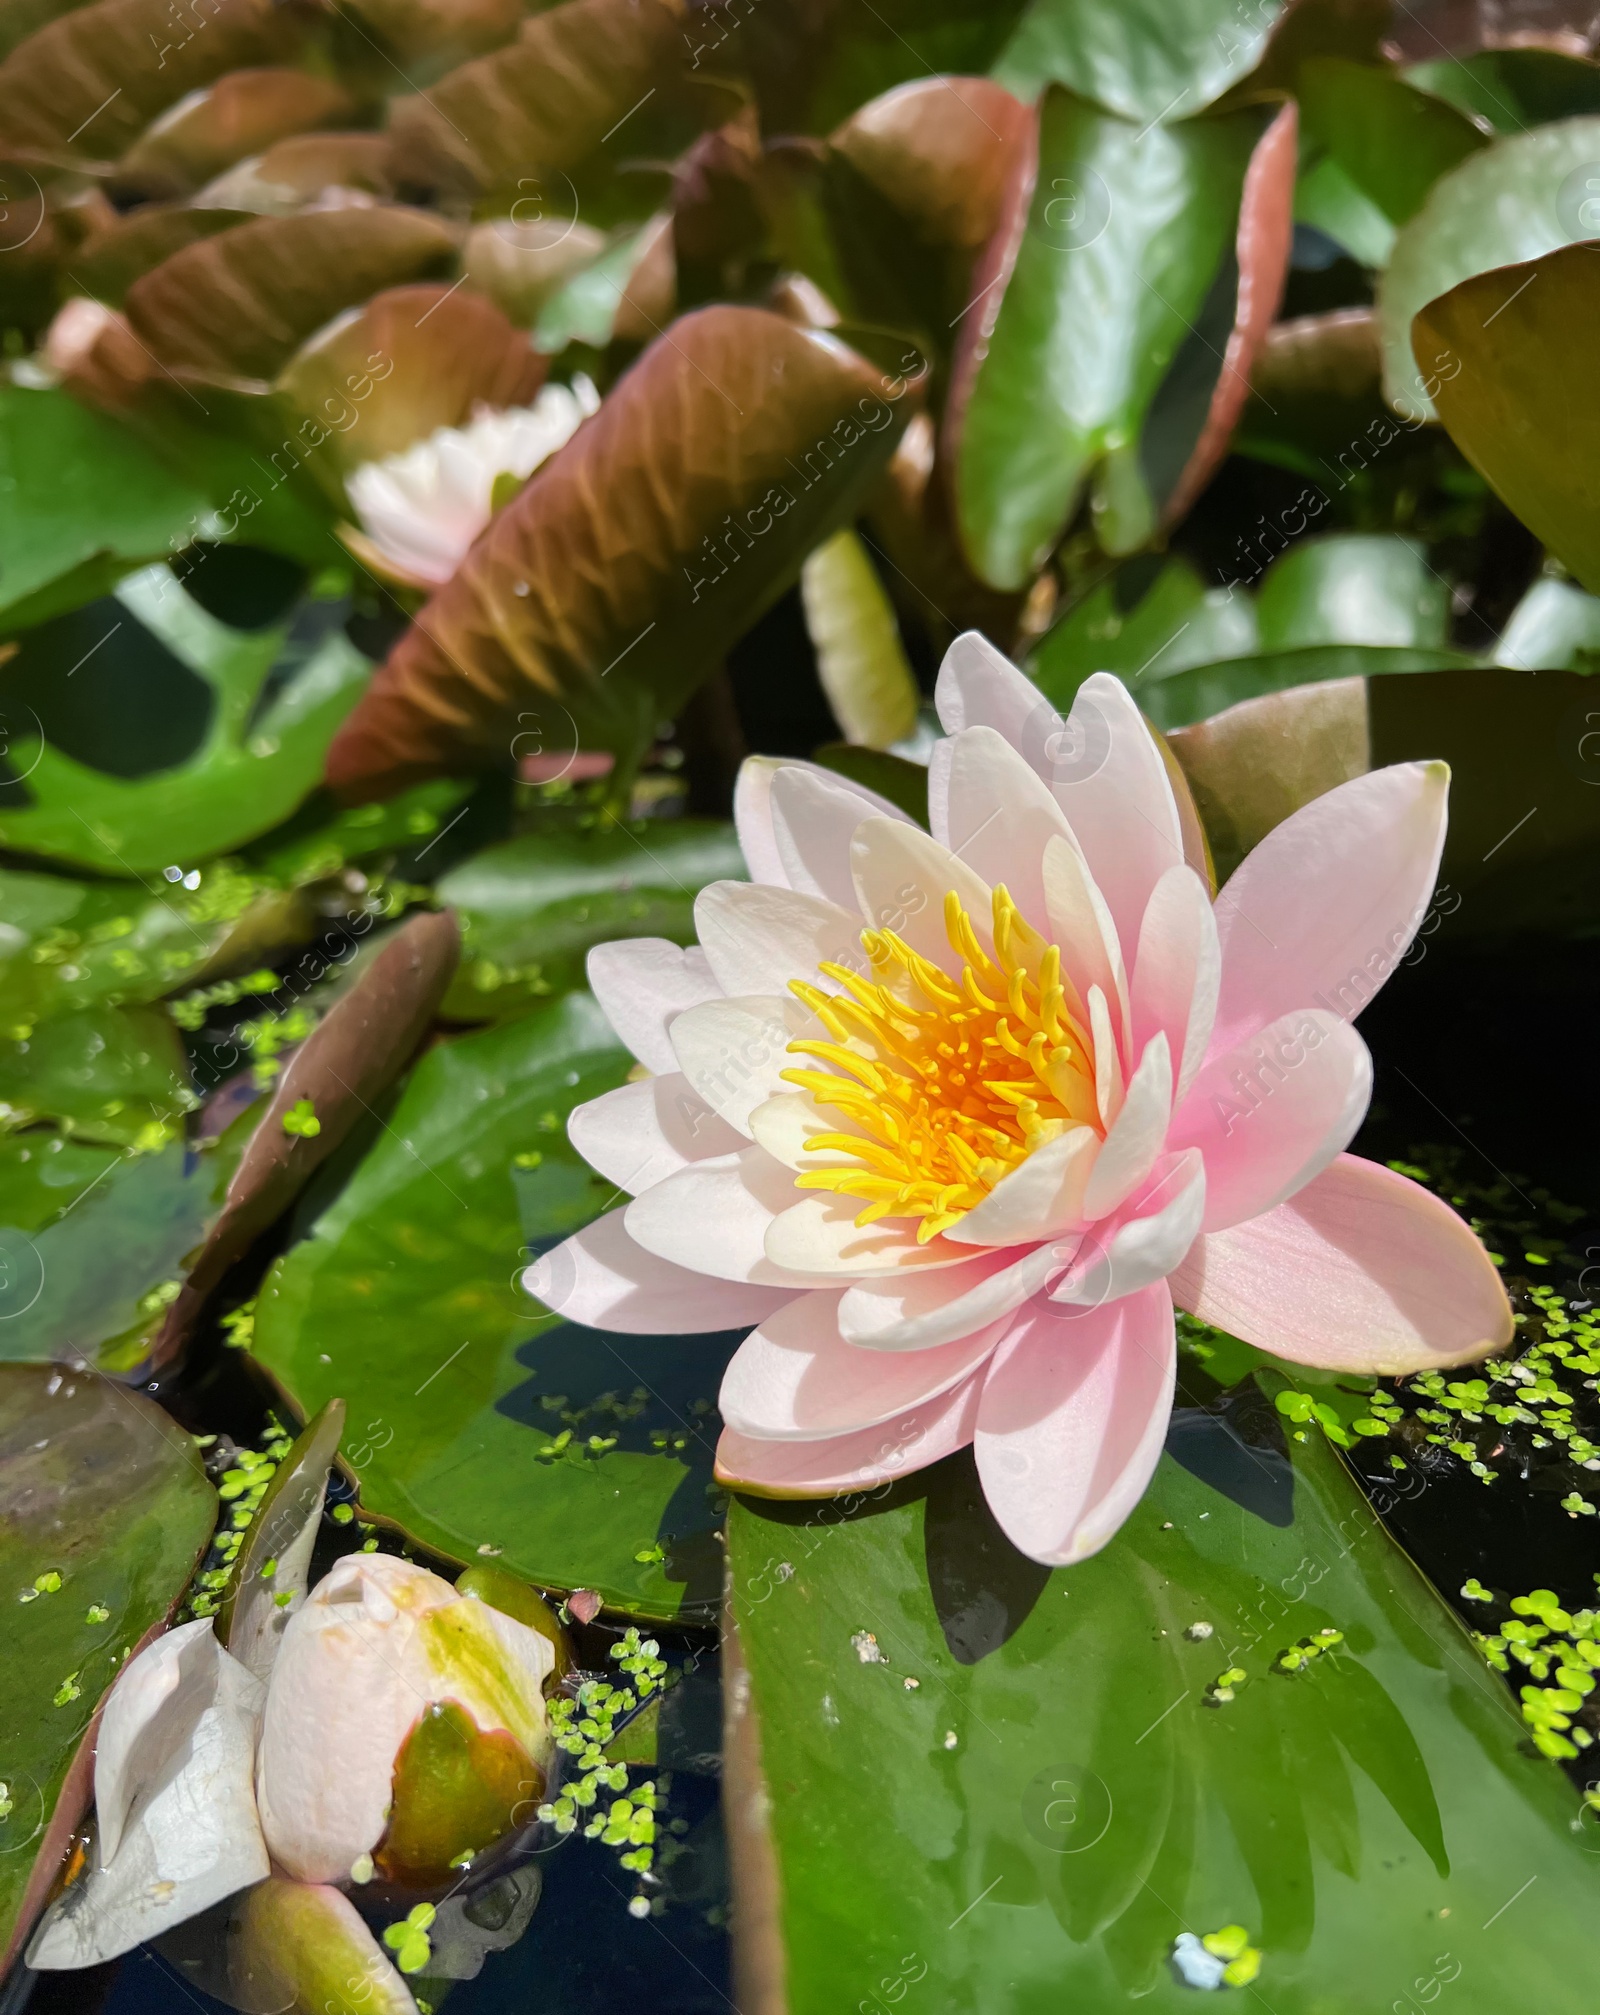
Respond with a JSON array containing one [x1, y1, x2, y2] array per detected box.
[[525, 633, 1513, 1567], [346, 377, 600, 587], [30, 1556, 553, 1977]]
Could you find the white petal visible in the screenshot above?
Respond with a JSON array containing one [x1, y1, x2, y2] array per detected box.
[[934, 628, 1048, 743], [569, 1074, 744, 1194], [669, 993, 817, 1136], [770, 763, 913, 908], [763, 1193, 978, 1277], [944, 1127, 1099, 1246], [1042, 833, 1129, 1046], [974, 1281, 1176, 1566], [1082, 1032, 1172, 1221], [586, 938, 721, 1075], [1051, 1150, 1205, 1307], [850, 817, 992, 973], [625, 1147, 814, 1286], [839, 1240, 1070, 1350], [1132, 864, 1220, 1106], [30, 1622, 268, 1969], [1088, 984, 1125, 1128], [521, 1209, 795, 1333], [748, 1090, 868, 1171], [719, 1288, 1006, 1440], [694, 880, 864, 997], [929, 726, 1073, 932], [733, 756, 789, 887]]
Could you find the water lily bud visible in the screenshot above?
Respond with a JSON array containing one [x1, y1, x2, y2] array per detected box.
[[256, 1554, 554, 1885]]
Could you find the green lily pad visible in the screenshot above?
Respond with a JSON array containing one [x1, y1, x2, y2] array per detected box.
[[0, 1003, 193, 1147], [0, 1362, 216, 1973], [1296, 58, 1488, 226], [0, 563, 371, 877], [0, 385, 210, 634], [0, 1101, 263, 1373], [1029, 557, 1258, 711], [1417, 243, 1600, 596], [1377, 115, 1600, 419], [954, 89, 1265, 587], [995, 0, 1285, 124], [252, 993, 740, 1622], [436, 818, 745, 1024], [1493, 576, 1600, 670], [1294, 151, 1397, 267], [726, 1397, 1600, 2010]]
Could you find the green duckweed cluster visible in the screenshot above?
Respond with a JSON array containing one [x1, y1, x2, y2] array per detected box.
[[181, 1417, 296, 1621], [531, 1387, 714, 1465], [1466, 1583, 1600, 1760], [383, 1901, 435, 1975], [539, 1629, 671, 1886]]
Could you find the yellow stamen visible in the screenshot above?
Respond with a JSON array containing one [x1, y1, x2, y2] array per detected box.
[[782, 885, 1102, 1243]]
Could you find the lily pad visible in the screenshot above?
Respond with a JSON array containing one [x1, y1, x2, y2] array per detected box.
[[0, 1362, 216, 1973], [0, 385, 210, 633], [0, 1002, 193, 1146], [726, 1397, 1600, 2009], [437, 818, 744, 1023], [0, 562, 372, 876], [252, 992, 740, 1621]]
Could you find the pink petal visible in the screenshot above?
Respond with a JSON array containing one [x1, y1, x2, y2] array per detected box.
[[733, 756, 788, 887], [1208, 761, 1448, 1055], [568, 1075, 744, 1195], [695, 881, 863, 998], [1170, 1153, 1514, 1374], [933, 629, 1047, 743], [715, 1372, 984, 1497], [974, 1281, 1176, 1565], [1051, 1150, 1205, 1308], [1168, 1010, 1372, 1232], [1041, 833, 1129, 1048], [624, 1148, 812, 1286], [719, 1289, 1006, 1440], [850, 817, 992, 973], [770, 764, 913, 909], [1082, 1032, 1171, 1221], [669, 993, 817, 1135], [521, 1210, 795, 1334], [586, 939, 721, 1076], [1131, 864, 1219, 1104], [1030, 673, 1185, 962], [928, 726, 1073, 933], [839, 1240, 1068, 1350]]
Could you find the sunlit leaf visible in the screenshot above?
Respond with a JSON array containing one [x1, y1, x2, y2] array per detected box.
[[799, 527, 920, 748], [0, 1002, 191, 1146], [0, 1363, 215, 1972]]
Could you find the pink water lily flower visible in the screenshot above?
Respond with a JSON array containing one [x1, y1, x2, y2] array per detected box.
[[524, 633, 1512, 1565]]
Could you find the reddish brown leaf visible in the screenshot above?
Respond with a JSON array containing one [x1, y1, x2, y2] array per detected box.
[[0, 0, 305, 163], [72, 204, 257, 306], [150, 909, 460, 1372], [122, 206, 458, 383], [277, 281, 546, 471], [199, 130, 396, 210], [325, 304, 918, 798], [1161, 100, 1298, 527], [831, 77, 1031, 252], [112, 67, 355, 200], [1250, 304, 1380, 402], [338, 0, 524, 67]]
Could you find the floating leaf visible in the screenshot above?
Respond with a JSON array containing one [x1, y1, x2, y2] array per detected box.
[[436, 818, 743, 1023], [726, 1405, 1600, 2008], [0, 1002, 191, 1146], [799, 527, 920, 749], [325, 306, 915, 798], [151, 909, 459, 1368], [1416, 243, 1600, 594], [994, 0, 1287, 124], [123, 207, 458, 385], [0, 563, 372, 876], [252, 992, 736, 1621], [1377, 114, 1600, 419], [0, 1362, 215, 1973], [0, 385, 209, 632]]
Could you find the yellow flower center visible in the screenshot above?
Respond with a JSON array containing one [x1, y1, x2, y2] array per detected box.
[[782, 886, 1102, 1243]]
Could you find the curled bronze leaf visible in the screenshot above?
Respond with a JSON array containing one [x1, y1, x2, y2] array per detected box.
[[277, 281, 546, 472], [1250, 304, 1380, 403], [150, 908, 460, 1372], [122, 205, 458, 384], [111, 68, 356, 202], [830, 77, 1031, 252], [325, 304, 919, 798], [73, 205, 257, 306], [198, 130, 396, 212], [339, 0, 524, 67], [386, 0, 689, 198], [0, 0, 304, 163]]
